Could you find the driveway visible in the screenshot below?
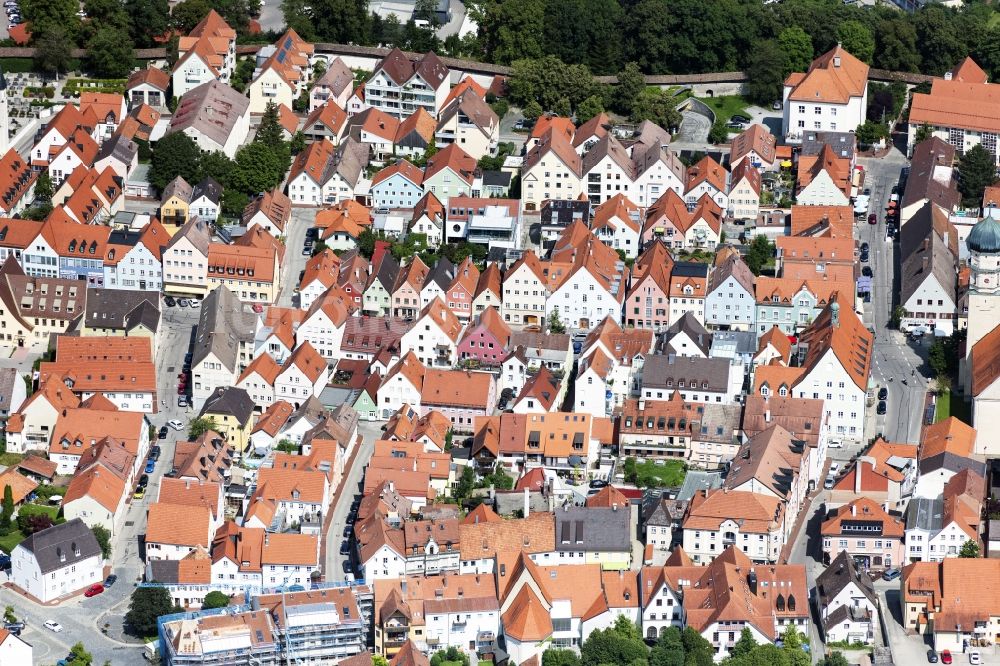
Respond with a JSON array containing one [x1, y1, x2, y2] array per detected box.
[[257, 0, 285, 32]]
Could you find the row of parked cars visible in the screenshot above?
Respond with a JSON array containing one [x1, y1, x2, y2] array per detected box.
[[163, 296, 202, 309]]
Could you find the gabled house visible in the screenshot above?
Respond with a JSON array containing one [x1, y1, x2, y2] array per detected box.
[[309, 57, 354, 111], [782, 45, 868, 143], [247, 29, 315, 114], [434, 88, 499, 160], [822, 497, 905, 570], [457, 306, 511, 367], [10, 519, 103, 603], [521, 128, 583, 209], [243, 189, 291, 236], [423, 143, 477, 211], [168, 80, 250, 159], [371, 159, 424, 210], [546, 222, 627, 329], [796, 144, 852, 206], [730, 124, 778, 171], [171, 10, 237, 98], [366, 49, 450, 118], [815, 551, 878, 645], [590, 193, 642, 258], [400, 297, 464, 368], [287, 137, 371, 206], [705, 251, 756, 331], [303, 99, 349, 143]]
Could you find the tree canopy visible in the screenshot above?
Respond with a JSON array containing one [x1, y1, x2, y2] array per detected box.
[[125, 586, 179, 637], [959, 144, 998, 208]]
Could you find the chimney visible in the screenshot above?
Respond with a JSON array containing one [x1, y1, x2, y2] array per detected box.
[[264, 533, 270, 546], [851, 503, 857, 517], [747, 570, 758, 595], [831, 301, 840, 329], [765, 409, 771, 423], [524, 486, 530, 518], [833, 56, 841, 68]]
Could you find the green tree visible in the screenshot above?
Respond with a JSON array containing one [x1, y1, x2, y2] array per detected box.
[[817, 653, 850, 666], [170, 0, 211, 32], [453, 465, 475, 500], [198, 151, 235, 187], [522, 101, 543, 122], [874, 16, 921, 73], [372, 656, 389, 666], [854, 121, 889, 148], [731, 628, 758, 659], [187, 416, 218, 439], [20, 0, 80, 44], [543, 649, 582, 666], [86, 26, 135, 78], [125, 586, 176, 637], [727, 644, 792, 666], [836, 20, 875, 64], [745, 235, 774, 276], [231, 142, 291, 195], [649, 626, 684, 666], [960, 539, 981, 558], [959, 144, 997, 208], [290, 131, 307, 155], [745, 40, 787, 106], [34, 172, 54, 202], [614, 62, 646, 116], [0, 484, 12, 530], [149, 132, 202, 193], [553, 97, 571, 117], [680, 626, 715, 664], [777, 27, 813, 76], [631, 90, 682, 133], [708, 121, 729, 145], [85, 0, 129, 29], [67, 642, 93, 666], [202, 591, 231, 609], [576, 95, 604, 124], [913, 5, 966, 76], [915, 123, 933, 144], [508, 56, 596, 110], [548, 307, 566, 334], [92, 524, 112, 559], [125, 0, 171, 48], [3, 606, 16, 623], [33, 26, 73, 76], [580, 615, 647, 666], [255, 102, 287, 150], [491, 0, 545, 64]]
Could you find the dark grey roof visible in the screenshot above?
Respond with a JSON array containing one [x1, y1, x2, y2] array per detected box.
[[643, 354, 732, 392], [192, 177, 223, 205], [822, 604, 872, 633], [371, 254, 401, 291], [707, 252, 754, 294], [671, 261, 709, 278], [161, 175, 192, 203], [312, 57, 354, 97], [424, 256, 455, 291], [0, 367, 18, 407], [96, 134, 137, 166], [147, 559, 183, 584], [17, 518, 102, 574], [918, 451, 987, 478], [325, 138, 369, 188], [554, 506, 630, 552], [166, 215, 212, 256], [800, 132, 856, 161], [169, 80, 250, 148], [902, 138, 960, 212], [899, 203, 956, 306], [710, 331, 757, 357], [84, 288, 160, 331], [905, 496, 943, 532], [664, 312, 712, 356], [199, 386, 255, 426], [816, 550, 877, 610], [192, 285, 258, 370], [642, 495, 688, 527], [107, 228, 143, 249], [540, 199, 591, 226], [483, 170, 511, 188], [675, 470, 723, 501]]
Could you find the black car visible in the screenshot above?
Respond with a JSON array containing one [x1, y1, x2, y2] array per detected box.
[[164, 296, 176, 307], [927, 649, 939, 663], [158, 426, 168, 439], [877, 400, 887, 415], [340, 540, 350, 555], [343, 525, 352, 538], [731, 114, 751, 124], [860, 242, 870, 253], [878, 387, 888, 400], [725, 121, 745, 130], [862, 266, 873, 277], [347, 510, 357, 522], [342, 560, 352, 573], [860, 251, 869, 263], [104, 574, 118, 587], [589, 479, 609, 489], [138, 474, 149, 487], [149, 446, 161, 461]]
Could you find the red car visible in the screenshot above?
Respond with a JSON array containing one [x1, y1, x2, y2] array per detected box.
[[868, 213, 877, 225], [84, 583, 105, 598], [941, 649, 952, 664], [177, 385, 187, 394]]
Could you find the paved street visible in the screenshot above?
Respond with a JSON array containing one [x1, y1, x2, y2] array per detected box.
[[276, 208, 316, 309], [257, 0, 285, 33], [786, 488, 831, 663], [324, 421, 382, 580], [856, 152, 927, 445]]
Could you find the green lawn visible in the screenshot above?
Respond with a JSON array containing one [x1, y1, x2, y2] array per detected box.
[[936, 389, 972, 424], [696, 95, 750, 124], [631, 459, 687, 488], [0, 529, 25, 554], [0, 452, 24, 467]]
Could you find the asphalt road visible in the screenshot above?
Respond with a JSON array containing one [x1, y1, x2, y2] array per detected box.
[[324, 421, 382, 580], [276, 208, 316, 309], [257, 0, 285, 33], [855, 152, 927, 445]]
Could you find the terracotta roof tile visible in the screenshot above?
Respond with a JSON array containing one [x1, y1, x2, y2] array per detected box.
[[784, 45, 869, 104], [146, 501, 212, 547]]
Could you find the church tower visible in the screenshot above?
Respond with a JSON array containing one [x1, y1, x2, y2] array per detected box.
[[0, 66, 8, 155], [962, 215, 1000, 396]]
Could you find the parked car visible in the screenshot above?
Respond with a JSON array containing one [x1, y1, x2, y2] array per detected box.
[[969, 650, 981, 665], [178, 396, 189, 407], [145, 459, 156, 474], [149, 446, 161, 461], [877, 400, 887, 415], [941, 649, 952, 664], [44, 621, 63, 632], [589, 479, 609, 489], [340, 540, 350, 555], [829, 462, 840, 474], [104, 574, 117, 587], [731, 114, 751, 124], [868, 213, 877, 225], [157, 426, 168, 440], [882, 568, 901, 581], [341, 560, 352, 574], [189, 299, 200, 308], [823, 475, 835, 490], [725, 121, 745, 130], [878, 387, 888, 400], [343, 525, 352, 538], [862, 266, 873, 277], [3, 621, 23, 635], [178, 298, 190, 307], [133, 486, 146, 500], [138, 474, 149, 488], [927, 649, 939, 663], [163, 296, 176, 307], [860, 250, 869, 263], [84, 583, 105, 598]]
